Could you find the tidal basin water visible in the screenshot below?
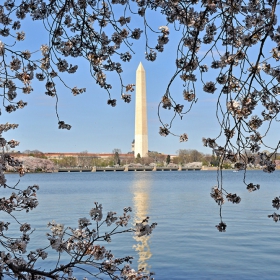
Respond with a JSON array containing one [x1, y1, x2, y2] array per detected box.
[[4, 171, 280, 279]]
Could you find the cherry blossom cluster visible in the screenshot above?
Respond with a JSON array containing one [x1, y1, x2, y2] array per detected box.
[[268, 197, 280, 222], [2, 197, 156, 279]]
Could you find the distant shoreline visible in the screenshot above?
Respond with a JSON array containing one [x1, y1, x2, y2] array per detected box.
[[5, 168, 274, 174]]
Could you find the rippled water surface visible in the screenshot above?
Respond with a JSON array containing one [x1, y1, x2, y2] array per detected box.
[[3, 171, 280, 279]]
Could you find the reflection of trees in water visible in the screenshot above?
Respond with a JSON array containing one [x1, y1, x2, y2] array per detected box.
[[132, 175, 152, 273]]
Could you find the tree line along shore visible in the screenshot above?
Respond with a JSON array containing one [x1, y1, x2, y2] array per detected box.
[[5, 149, 280, 173]]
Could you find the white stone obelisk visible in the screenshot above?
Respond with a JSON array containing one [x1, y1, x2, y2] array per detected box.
[[135, 62, 148, 158]]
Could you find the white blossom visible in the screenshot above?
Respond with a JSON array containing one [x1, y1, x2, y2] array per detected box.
[[0, 41, 5, 55]]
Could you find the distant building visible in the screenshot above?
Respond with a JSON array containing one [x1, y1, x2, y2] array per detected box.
[[11, 152, 134, 160], [131, 139, 135, 152]]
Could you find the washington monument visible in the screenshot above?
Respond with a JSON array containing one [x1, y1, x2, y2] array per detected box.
[[134, 62, 148, 158]]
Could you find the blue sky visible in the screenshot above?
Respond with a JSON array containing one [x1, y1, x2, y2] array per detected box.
[[1, 6, 278, 155]]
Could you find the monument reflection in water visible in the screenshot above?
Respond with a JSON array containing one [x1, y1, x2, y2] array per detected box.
[[131, 173, 152, 273]]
